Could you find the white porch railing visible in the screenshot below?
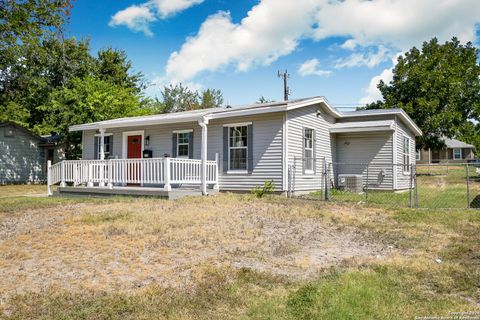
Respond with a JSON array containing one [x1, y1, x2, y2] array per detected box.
[[47, 156, 219, 196]]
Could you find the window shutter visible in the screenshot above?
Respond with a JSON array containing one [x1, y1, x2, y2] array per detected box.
[[172, 133, 177, 158], [302, 128, 306, 174], [223, 127, 228, 173], [188, 131, 194, 159], [94, 136, 99, 160], [247, 124, 253, 174], [108, 136, 113, 159], [313, 129, 317, 174]]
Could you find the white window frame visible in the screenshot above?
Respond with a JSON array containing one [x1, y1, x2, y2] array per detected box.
[[122, 130, 144, 159], [228, 125, 249, 174], [94, 133, 113, 159], [304, 127, 314, 174], [453, 148, 462, 160], [176, 131, 191, 158], [402, 136, 411, 174], [416, 150, 421, 161]]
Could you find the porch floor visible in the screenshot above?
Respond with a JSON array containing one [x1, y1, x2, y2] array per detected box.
[[56, 186, 217, 200]]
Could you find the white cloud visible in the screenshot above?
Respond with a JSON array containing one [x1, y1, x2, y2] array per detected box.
[[109, 5, 156, 37], [151, 0, 203, 18], [335, 45, 390, 69], [110, 0, 203, 36], [166, 0, 480, 82], [166, 0, 319, 82], [358, 54, 400, 104], [298, 59, 332, 77]]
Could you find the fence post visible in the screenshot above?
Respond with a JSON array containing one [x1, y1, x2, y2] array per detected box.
[[409, 164, 413, 208], [164, 158, 171, 191], [323, 160, 327, 201], [414, 165, 418, 208], [47, 160, 52, 196], [60, 161, 66, 187], [466, 163, 470, 209], [365, 165, 369, 204], [292, 156, 297, 197]]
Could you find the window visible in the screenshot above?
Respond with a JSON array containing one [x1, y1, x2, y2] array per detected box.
[[453, 148, 462, 160], [403, 136, 410, 173], [229, 126, 248, 171], [416, 150, 421, 161], [304, 128, 314, 172], [177, 132, 190, 158], [95, 135, 112, 159]]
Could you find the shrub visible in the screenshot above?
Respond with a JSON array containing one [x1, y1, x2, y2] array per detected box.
[[251, 180, 275, 198]]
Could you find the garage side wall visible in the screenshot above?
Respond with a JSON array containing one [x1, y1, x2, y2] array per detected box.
[[334, 133, 394, 190], [395, 118, 416, 189]]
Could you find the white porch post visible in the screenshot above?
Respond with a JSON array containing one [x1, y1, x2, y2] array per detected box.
[[60, 160, 66, 187], [214, 153, 219, 191], [99, 128, 105, 187], [164, 158, 172, 191], [198, 118, 209, 195], [47, 160, 52, 196]]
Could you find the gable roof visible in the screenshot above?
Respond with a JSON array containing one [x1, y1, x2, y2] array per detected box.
[[69, 96, 422, 136], [444, 137, 475, 149], [0, 121, 62, 146], [0, 121, 44, 141]]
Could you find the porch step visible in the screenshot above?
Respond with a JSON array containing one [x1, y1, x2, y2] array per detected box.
[[57, 186, 217, 200]]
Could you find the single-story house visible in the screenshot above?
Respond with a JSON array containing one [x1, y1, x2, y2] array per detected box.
[[47, 97, 421, 197], [416, 138, 475, 164], [0, 122, 65, 184]]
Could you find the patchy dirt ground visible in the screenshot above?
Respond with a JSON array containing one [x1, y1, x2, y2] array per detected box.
[[0, 194, 393, 306]]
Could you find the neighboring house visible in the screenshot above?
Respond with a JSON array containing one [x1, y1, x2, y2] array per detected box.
[[0, 122, 65, 184], [51, 97, 421, 196], [416, 138, 475, 164]]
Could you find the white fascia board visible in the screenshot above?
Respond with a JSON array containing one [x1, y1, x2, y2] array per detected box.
[[69, 115, 203, 132], [206, 105, 287, 121], [330, 126, 394, 133], [340, 110, 422, 136], [286, 97, 342, 118]]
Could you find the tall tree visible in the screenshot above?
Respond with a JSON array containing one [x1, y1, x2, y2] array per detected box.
[[200, 88, 223, 109], [366, 37, 480, 150], [96, 48, 144, 93], [39, 76, 149, 158]]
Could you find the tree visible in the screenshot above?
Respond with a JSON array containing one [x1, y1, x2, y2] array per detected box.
[[159, 84, 224, 113], [38, 76, 148, 158], [96, 48, 144, 93], [256, 96, 274, 104], [200, 88, 223, 109], [366, 37, 480, 150]]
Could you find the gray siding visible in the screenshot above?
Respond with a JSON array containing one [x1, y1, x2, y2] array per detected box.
[[0, 125, 46, 184], [395, 118, 416, 189], [287, 104, 335, 191], [80, 113, 284, 192], [334, 133, 394, 190], [207, 113, 284, 191]]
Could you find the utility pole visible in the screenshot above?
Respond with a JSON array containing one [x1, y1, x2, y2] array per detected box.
[[277, 70, 290, 101]]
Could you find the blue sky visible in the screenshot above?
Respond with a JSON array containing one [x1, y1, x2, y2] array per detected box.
[[67, 0, 480, 108]]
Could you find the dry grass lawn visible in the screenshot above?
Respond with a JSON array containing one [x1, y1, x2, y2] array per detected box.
[[0, 189, 479, 319]]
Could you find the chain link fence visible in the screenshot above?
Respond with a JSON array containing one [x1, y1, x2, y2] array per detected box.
[[288, 158, 479, 209]]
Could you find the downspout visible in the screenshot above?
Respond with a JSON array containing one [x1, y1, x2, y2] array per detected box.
[[198, 118, 208, 195]]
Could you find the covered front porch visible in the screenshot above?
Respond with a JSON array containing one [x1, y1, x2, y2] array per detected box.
[[48, 113, 218, 198], [47, 157, 219, 198]]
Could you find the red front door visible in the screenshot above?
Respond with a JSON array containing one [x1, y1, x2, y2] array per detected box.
[[127, 135, 142, 158], [127, 135, 142, 184]]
